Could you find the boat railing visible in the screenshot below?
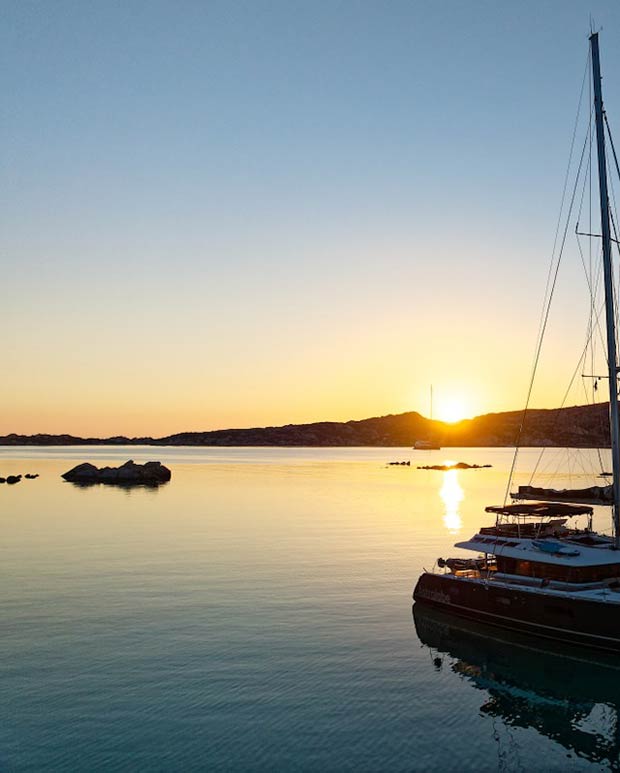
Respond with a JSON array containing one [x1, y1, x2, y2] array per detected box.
[[453, 569, 482, 579], [492, 572, 620, 592]]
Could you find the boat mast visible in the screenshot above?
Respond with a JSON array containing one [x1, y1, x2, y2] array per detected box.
[[591, 32, 620, 548]]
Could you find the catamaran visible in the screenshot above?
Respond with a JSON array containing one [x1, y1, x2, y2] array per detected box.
[[413, 32, 620, 652]]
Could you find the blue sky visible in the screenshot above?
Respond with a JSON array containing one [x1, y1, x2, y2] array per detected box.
[[2, 1, 620, 435]]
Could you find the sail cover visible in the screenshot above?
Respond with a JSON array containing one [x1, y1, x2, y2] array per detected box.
[[486, 502, 594, 517], [510, 484, 612, 506]]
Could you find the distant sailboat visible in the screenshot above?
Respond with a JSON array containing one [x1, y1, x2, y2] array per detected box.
[[414, 385, 440, 450]]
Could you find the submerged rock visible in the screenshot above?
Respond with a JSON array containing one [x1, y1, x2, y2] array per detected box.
[[62, 460, 172, 486]]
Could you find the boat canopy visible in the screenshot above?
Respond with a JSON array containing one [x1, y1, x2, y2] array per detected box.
[[510, 485, 612, 506], [486, 502, 594, 517]]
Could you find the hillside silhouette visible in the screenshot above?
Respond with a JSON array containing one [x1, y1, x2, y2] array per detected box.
[[0, 403, 611, 447]]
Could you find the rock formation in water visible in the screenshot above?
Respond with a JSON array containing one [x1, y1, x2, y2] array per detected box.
[[61, 460, 171, 485], [417, 463, 492, 471], [0, 473, 39, 484]]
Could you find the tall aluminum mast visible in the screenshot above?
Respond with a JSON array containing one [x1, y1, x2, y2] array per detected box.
[[591, 32, 620, 548]]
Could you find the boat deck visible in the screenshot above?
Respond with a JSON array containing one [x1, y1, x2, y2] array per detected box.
[[456, 533, 620, 567]]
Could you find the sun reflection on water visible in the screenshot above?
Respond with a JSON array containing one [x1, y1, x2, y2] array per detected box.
[[440, 468, 464, 533]]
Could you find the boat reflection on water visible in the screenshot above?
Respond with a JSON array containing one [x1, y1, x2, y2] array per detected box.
[[413, 604, 620, 768]]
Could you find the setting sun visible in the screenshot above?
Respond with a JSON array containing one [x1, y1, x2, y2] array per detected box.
[[435, 396, 469, 423]]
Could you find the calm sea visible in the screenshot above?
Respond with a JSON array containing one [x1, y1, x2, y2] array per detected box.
[[1, 445, 619, 772]]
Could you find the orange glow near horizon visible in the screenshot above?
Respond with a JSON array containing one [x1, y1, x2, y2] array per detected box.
[[434, 395, 470, 424]]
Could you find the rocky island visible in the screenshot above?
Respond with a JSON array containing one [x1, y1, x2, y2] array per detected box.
[[417, 462, 492, 471], [61, 460, 171, 485]]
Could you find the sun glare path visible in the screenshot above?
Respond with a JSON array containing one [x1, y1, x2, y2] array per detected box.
[[440, 469, 464, 534]]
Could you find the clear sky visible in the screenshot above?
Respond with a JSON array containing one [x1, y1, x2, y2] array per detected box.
[[3, 0, 620, 436]]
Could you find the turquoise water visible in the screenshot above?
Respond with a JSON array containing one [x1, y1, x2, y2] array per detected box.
[[1, 446, 619, 772]]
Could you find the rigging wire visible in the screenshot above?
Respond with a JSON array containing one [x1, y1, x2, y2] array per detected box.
[[504, 73, 592, 504], [604, 115, 620, 351], [506, 50, 620, 501], [606, 182, 620, 321], [528, 244, 608, 483], [578, 103, 608, 483], [576, 235, 605, 352], [527, 315, 605, 486], [599, 119, 620, 494], [604, 113, 620, 193], [526, 117, 620, 490], [535, 53, 592, 348], [577, 101, 620, 474], [574, 105, 605, 357], [589, 46, 595, 412]]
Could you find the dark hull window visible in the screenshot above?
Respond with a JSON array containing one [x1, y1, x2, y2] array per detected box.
[[496, 556, 620, 583]]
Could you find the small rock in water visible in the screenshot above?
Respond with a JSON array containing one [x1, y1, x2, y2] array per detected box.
[[0, 472, 39, 485]]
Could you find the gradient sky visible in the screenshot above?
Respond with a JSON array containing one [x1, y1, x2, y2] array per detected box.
[[3, 0, 620, 436]]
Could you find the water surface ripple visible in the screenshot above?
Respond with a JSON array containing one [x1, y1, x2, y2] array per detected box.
[[1, 446, 618, 771]]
